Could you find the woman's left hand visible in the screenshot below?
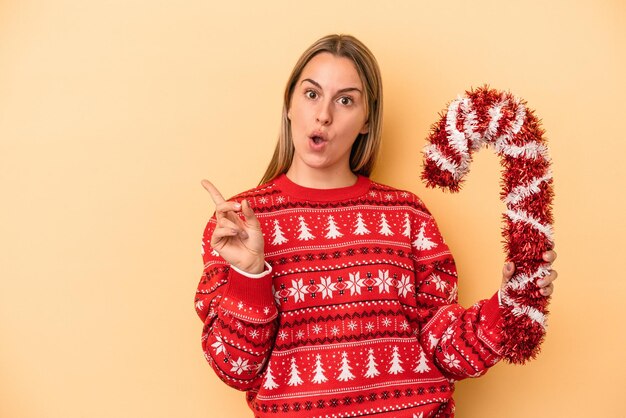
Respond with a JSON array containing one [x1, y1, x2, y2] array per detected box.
[[501, 250, 558, 297]]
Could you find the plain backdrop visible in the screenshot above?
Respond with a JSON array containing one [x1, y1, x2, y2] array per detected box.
[[1, 0, 624, 417]]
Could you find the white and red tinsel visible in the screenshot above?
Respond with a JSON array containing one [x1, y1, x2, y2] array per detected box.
[[421, 86, 554, 364]]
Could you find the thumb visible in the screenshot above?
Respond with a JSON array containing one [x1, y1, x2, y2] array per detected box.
[[241, 199, 261, 228], [502, 261, 515, 285]]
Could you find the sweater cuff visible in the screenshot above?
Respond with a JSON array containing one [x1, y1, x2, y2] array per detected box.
[[481, 291, 503, 330], [230, 262, 272, 279], [477, 292, 504, 355], [220, 263, 277, 323]]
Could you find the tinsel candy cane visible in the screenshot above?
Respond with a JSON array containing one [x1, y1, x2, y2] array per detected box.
[[421, 86, 554, 364]]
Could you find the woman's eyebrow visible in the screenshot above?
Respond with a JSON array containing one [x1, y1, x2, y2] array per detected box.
[[301, 78, 362, 94]]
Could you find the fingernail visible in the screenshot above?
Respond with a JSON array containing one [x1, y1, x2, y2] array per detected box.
[[234, 203, 241, 209], [506, 262, 513, 272]]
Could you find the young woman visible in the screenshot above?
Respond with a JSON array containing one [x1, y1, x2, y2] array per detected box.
[[195, 34, 557, 418]]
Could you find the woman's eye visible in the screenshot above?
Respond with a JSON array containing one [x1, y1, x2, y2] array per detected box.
[[338, 96, 353, 106], [305, 90, 318, 99]]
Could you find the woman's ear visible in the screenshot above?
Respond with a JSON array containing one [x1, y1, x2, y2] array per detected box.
[[359, 122, 369, 135]]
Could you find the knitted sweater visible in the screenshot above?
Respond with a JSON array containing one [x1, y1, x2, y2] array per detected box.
[[195, 174, 503, 418]]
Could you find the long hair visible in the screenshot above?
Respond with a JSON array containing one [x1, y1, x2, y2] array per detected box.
[[259, 34, 383, 185]]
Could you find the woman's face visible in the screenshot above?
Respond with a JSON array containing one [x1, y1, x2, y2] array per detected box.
[[287, 52, 369, 177]]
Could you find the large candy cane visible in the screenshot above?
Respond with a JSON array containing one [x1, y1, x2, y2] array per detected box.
[[422, 86, 554, 364]]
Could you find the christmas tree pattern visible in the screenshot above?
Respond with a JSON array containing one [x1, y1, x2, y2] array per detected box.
[[353, 212, 370, 235], [272, 219, 289, 245], [287, 357, 303, 386], [263, 361, 279, 389], [311, 354, 328, 384], [364, 348, 380, 378], [402, 213, 411, 238], [336, 352, 355, 382], [325, 215, 344, 239], [413, 222, 437, 250], [297, 216, 315, 241], [413, 348, 431, 373], [378, 213, 394, 236], [388, 346, 404, 374]]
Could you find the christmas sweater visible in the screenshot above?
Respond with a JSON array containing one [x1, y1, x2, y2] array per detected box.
[[195, 174, 504, 418]]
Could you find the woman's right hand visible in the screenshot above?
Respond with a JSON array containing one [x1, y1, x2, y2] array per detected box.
[[201, 180, 265, 274]]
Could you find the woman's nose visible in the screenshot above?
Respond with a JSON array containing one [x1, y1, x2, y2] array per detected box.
[[316, 101, 332, 125]]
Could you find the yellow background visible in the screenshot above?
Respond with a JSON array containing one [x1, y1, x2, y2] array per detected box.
[[1, 0, 624, 417]]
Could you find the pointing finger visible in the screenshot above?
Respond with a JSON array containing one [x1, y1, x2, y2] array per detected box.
[[201, 180, 226, 205]]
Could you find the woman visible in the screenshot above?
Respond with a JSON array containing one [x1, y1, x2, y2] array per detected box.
[[195, 34, 557, 418]]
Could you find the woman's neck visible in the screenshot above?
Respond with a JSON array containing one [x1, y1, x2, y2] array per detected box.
[[285, 165, 358, 189]]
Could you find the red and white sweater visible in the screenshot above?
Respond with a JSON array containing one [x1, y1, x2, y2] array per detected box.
[[195, 174, 503, 418]]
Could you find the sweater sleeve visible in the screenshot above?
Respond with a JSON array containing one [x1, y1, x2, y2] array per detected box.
[[410, 212, 504, 381], [194, 216, 279, 391]]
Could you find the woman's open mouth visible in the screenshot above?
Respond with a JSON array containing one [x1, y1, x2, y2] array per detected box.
[[308, 131, 328, 149], [311, 135, 324, 145]]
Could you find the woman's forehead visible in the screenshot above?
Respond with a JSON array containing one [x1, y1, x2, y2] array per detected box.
[[298, 52, 363, 90]]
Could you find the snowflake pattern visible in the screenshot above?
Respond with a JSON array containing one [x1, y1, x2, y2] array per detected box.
[[396, 274, 414, 297], [318, 276, 337, 299], [346, 272, 365, 296], [276, 269, 419, 305], [249, 329, 259, 339], [288, 278, 308, 303], [230, 357, 249, 375], [278, 330, 289, 341], [211, 335, 226, 356], [443, 352, 461, 369], [382, 317, 392, 327], [312, 324, 323, 334], [375, 270, 393, 293], [330, 326, 340, 336], [347, 321, 358, 331], [365, 322, 375, 333]]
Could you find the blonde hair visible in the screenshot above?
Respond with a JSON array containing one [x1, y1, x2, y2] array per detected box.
[[259, 34, 383, 185]]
